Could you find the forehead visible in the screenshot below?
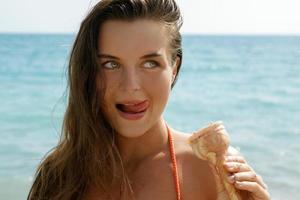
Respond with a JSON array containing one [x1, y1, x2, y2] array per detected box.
[[98, 19, 170, 56]]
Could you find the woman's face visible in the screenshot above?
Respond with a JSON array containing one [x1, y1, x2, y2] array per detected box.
[[97, 19, 179, 138]]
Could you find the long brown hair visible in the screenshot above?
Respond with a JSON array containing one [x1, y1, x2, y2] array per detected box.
[[27, 0, 183, 199]]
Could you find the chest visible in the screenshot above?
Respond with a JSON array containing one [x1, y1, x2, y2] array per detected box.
[[124, 155, 213, 200], [127, 155, 178, 200], [85, 155, 215, 200]]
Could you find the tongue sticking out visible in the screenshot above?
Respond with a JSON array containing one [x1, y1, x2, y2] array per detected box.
[[117, 101, 149, 113]]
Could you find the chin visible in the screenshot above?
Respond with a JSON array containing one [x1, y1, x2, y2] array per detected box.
[[114, 120, 152, 139], [117, 129, 147, 138]]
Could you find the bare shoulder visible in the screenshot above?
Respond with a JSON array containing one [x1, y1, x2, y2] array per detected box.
[[171, 129, 218, 200]]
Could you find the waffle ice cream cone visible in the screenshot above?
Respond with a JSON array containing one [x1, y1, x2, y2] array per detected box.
[[188, 121, 242, 200]]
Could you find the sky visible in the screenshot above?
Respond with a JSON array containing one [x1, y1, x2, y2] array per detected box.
[[1, 0, 300, 35]]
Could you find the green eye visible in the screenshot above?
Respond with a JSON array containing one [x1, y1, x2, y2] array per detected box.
[[144, 60, 159, 69], [102, 61, 119, 69]]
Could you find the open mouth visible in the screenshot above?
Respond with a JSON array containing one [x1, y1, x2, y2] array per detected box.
[[115, 101, 149, 114], [115, 100, 149, 120], [116, 104, 147, 114]]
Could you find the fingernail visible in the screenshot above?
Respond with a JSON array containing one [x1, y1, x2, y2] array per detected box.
[[224, 163, 233, 169], [227, 175, 235, 183]]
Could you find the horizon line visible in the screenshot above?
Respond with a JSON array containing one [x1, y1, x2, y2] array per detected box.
[[1, 31, 300, 37]]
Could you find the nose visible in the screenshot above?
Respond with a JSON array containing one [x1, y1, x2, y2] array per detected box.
[[120, 68, 141, 92]]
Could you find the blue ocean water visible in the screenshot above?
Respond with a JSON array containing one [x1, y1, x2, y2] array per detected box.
[[0, 34, 299, 199]]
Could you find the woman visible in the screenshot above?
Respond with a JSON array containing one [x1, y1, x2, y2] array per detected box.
[[28, 0, 270, 199]]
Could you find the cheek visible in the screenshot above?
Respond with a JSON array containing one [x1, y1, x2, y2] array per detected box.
[[145, 72, 172, 106], [102, 73, 118, 100], [98, 76, 115, 116]]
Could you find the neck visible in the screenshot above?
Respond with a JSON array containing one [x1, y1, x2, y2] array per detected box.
[[115, 117, 169, 169]]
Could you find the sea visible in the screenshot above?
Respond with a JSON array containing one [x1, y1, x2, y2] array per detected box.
[[0, 33, 299, 199]]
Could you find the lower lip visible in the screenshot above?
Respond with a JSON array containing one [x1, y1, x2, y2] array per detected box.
[[117, 108, 148, 120]]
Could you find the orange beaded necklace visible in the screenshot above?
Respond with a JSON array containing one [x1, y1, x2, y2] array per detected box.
[[166, 123, 182, 200]]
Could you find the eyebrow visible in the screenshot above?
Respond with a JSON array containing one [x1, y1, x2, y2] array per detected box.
[[97, 52, 162, 60]]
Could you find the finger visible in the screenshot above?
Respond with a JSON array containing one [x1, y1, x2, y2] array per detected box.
[[223, 162, 251, 173], [228, 172, 269, 189], [229, 170, 268, 189], [255, 174, 268, 189], [225, 156, 246, 163], [234, 181, 270, 199], [230, 170, 268, 189], [227, 171, 255, 183]]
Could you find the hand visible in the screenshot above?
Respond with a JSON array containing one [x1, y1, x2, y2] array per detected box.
[[223, 155, 270, 200]]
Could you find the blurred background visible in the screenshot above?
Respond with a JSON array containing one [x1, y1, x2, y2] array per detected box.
[[0, 0, 299, 199]]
